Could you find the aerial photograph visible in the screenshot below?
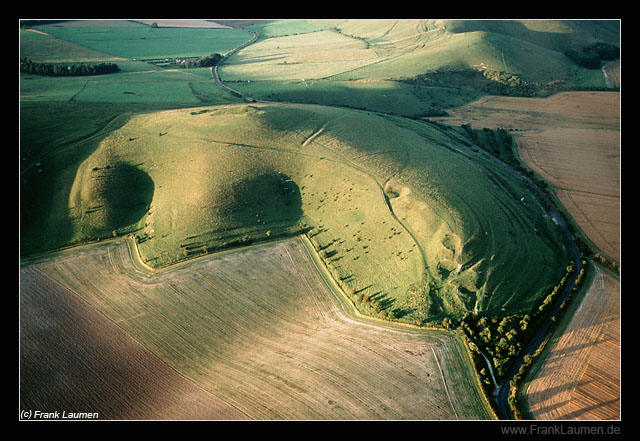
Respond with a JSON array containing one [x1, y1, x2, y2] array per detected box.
[[19, 18, 621, 427]]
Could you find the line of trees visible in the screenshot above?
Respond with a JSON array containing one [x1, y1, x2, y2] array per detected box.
[[459, 261, 576, 383], [20, 57, 119, 76], [405, 67, 566, 98], [461, 125, 552, 195], [592, 253, 620, 275]]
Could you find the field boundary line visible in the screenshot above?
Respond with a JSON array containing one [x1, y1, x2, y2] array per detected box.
[[124, 234, 157, 274], [431, 347, 459, 420], [298, 234, 446, 336]]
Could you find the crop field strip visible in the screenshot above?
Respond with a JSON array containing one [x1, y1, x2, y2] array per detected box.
[[26, 238, 494, 420], [19, 264, 248, 419], [524, 267, 620, 420]]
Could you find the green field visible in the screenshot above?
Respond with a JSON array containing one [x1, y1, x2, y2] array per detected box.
[[29, 20, 252, 60], [20, 22, 252, 106]]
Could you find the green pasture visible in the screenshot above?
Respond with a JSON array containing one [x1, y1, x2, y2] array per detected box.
[[21, 101, 569, 323], [246, 19, 330, 38], [20, 26, 244, 106], [21, 67, 237, 104], [32, 20, 254, 60], [20, 27, 123, 63], [228, 79, 481, 117]]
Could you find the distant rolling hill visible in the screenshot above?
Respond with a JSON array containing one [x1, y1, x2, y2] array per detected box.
[[219, 19, 619, 115]]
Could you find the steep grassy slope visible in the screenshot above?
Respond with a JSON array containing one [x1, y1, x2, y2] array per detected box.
[[51, 103, 568, 323]]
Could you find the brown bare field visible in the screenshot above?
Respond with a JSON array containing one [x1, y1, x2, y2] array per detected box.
[[20, 265, 248, 420], [433, 91, 620, 262], [22, 237, 494, 420], [523, 267, 620, 420]]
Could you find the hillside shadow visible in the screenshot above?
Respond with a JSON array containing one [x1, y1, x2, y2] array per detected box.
[[20, 103, 135, 256], [96, 163, 154, 230], [227, 170, 303, 231]]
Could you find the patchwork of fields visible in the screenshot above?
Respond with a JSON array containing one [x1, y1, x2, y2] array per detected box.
[[19, 19, 620, 422], [20, 21, 252, 105]]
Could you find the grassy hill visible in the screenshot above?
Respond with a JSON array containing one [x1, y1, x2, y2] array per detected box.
[[22, 101, 569, 323], [20, 19, 586, 324], [220, 19, 618, 115]]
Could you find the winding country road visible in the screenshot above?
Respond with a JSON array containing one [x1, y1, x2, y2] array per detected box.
[[211, 31, 259, 101], [447, 129, 582, 420], [211, 29, 583, 421]]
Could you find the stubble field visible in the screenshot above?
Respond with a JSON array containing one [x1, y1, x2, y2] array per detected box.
[[19, 264, 248, 420], [20, 237, 494, 420], [523, 267, 620, 420]]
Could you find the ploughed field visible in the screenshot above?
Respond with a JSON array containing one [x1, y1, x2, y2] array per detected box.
[[20, 238, 494, 420], [20, 264, 248, 420]]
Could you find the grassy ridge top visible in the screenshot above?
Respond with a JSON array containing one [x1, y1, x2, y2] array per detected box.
[[37, 102, 568, 323], [218, 19, 617, 118], [224, 19, 618, 84]]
